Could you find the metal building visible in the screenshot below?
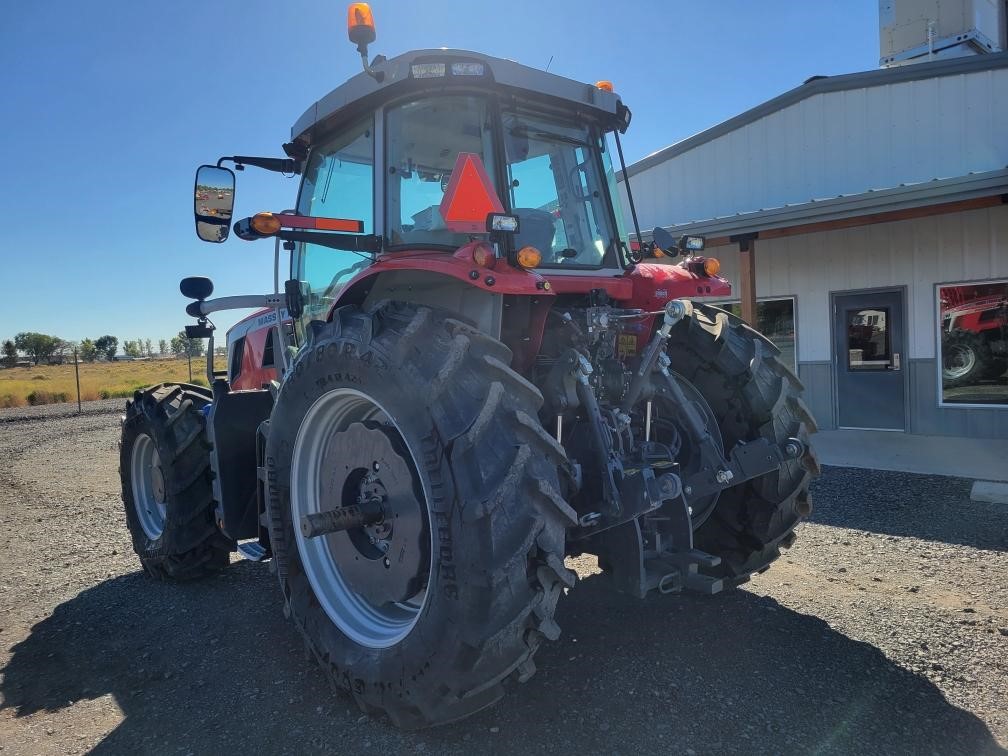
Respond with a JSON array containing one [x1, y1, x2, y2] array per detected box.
[[620, 3, 1008, 439]]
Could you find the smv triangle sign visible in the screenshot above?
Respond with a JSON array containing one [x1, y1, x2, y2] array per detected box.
[[439, 152, 504, 233]]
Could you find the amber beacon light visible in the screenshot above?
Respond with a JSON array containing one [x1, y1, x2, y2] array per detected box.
[[348, 3, 376, 47]]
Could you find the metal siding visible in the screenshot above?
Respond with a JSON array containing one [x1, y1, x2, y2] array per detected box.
[[701, 205, 1007, 363], [910, 358, 1008, 439], [797, 361, 836, 430], [622, 67, 1008, 228]]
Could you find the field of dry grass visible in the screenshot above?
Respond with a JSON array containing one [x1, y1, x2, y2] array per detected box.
[[0, 360, 206, 408]]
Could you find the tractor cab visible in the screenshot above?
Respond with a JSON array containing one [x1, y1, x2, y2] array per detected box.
[[284, 48, 637, 340], [188, 9, 727, 364]]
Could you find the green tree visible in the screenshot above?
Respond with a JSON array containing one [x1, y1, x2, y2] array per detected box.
[[14, 332, 58, 365], [2, 339, 17, 367], [79, 338, 98, 362], [94, 335, 118, 361], [158, 339, 167, 356], [53, 339, 75, 363], [171, 330, 205, 358], [123, 340, 141, 358], [144, 338, 153, 357]]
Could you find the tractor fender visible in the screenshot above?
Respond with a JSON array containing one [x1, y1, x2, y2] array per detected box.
[[625, 262, 731, 311], [331, 242, 554, 339]]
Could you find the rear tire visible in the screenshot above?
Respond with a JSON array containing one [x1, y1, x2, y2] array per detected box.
[[666, 303, 819, 584], [119, 383, 231, 580], [265, 302, 577, 729], [942, 330, 1000, 387]]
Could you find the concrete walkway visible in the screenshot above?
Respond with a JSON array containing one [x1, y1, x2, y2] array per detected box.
[[813, 429, 1008, 483]]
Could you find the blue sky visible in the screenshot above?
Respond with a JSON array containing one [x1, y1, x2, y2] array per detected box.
[[0, 0, 879, 344]]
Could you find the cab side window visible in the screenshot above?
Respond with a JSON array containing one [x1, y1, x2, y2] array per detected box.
[[295, 116, 375, 342], [229, 336, 245, 381], [262, 328, 275, 369]]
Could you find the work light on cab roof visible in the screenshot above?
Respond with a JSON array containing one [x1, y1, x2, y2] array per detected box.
[[144, 1, 818, 732]]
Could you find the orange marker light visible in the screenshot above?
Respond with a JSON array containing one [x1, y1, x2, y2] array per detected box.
[[472, 243, 496, 268], [251, 212, 282, 236], [652, 245, 666, 258], [703, 257, 721, 276], [595, 80, 614, 92], [347, 3, 376, 46], [516, 246, 542, 269]]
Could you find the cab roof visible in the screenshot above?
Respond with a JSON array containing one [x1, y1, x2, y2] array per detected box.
[[291, 48, 624, 147]]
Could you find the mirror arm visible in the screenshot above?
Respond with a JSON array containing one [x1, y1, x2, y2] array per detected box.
[[217, 156, 300, 174], [189, 293, 286, 318], [275, 229, 380, 253], [232, 218, 381, 254]]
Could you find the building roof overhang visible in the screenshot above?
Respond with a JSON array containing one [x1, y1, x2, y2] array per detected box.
[[648, 168, 1008, 244]]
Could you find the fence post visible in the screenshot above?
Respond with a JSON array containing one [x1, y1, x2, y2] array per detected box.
[[187, 350, 193, 382], [74, 348, 82, 414]]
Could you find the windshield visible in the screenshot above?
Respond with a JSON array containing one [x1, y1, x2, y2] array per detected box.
[[385, 95, 497, 248], [503, 111, 619, 268]]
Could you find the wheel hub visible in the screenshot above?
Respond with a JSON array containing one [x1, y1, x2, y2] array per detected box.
[[150, 464, 166, 504], [319, 422, 427, 606], [130, 433, 168, 541]]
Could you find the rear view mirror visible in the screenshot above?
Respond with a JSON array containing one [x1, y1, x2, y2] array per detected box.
[[180, 276, 214, 301], [194, 165, 236, 243], [652, 226, 676, 257]]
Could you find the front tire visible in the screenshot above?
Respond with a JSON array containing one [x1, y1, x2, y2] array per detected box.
[[119, 383, 231, 580], [666, 304, 819, 583], [265, 302, 577, 729]]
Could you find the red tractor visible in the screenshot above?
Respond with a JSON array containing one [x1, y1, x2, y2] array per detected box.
[[940, 284, 1008, 388], [119, 5, 817, 729]]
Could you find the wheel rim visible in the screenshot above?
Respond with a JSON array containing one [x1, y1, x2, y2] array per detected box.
[[131, 433, 167, 540], [943, 344, 976, 380], [290, 388, 431, 649]]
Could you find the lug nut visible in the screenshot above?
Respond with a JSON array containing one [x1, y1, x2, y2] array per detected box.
[[715, 469, 734, 485]]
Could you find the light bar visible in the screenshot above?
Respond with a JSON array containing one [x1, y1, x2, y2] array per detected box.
[[411, 62, 446, 78], [451, 61, 485, 76]]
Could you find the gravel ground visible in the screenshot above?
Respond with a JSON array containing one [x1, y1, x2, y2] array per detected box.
[[0, 398, 124, 424], [0, 408, 1006, 755]]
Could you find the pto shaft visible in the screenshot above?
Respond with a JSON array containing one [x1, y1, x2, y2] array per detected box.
[[300, 497, 384, 538]]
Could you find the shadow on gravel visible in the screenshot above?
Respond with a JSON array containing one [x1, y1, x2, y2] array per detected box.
[[811, 466, 1008, 553], [2, 561, 1003, 755]]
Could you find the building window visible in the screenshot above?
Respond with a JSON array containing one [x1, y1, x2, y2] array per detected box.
[[937, 280, 1008, 406], [720, 297, 797, 372], [846, 308, 891, 371]]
